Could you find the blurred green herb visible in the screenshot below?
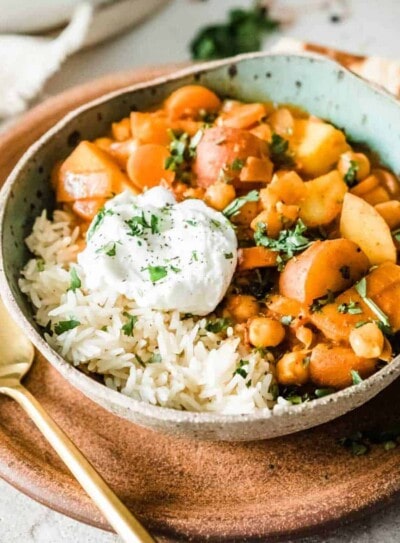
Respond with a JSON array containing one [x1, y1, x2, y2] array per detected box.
[[190, 3, 280, 60]]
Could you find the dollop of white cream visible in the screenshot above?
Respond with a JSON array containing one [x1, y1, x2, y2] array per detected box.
[[78, 187, 237, 315]]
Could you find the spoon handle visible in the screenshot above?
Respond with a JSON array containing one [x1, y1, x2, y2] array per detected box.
[[1, 383, 155, 543]]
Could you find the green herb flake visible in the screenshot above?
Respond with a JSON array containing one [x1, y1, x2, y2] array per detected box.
[[68, 267, 82, 292], [269, 133, 295, 168], [351, 370, 363, 385], [170, 265, 181, 273], [355, 320, 369, 328], [146, 265, 168, 283], [344, 160, 359, 188], [205, 317, 232, 333], [121, 312, 138, 337], [185, 219, 198, 227], [192, 251, 198, 261], [337, 300, 362, 315], [125, 212, 150, 237], [54, 319, 80, 335], [223, 190, 259, 218], [314, 388, 335, 398], [255, 219, 313, 268], [96, 241, 117, 257], [87, 208, 114, 240], [36, 259, 45, 272], [309, 290, 335, 313], [392, 228, 400, 242], [151, 214, 160, 234], [148, 352, 162, 364], [233, 359, 249, 379], [224, 252, 233, 259], [231, 157, 245, 171], [355, 277, 392, 332]]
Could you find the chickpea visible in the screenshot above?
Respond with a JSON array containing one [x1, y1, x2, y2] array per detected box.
[[204, 183, 236, 211], [349, 323, 384, 359], [224, 295, 259, 323], [276, 351, 310, 386], [338, 151, 371, 182], [248, 317, 285, 348]]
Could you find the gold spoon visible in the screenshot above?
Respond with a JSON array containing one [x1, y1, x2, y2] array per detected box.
[[0, 298, 155, 543]]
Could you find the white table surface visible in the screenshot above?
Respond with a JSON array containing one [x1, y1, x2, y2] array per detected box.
[[2, 0, 400, 540]]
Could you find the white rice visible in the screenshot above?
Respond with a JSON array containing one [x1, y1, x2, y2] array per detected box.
[[19, 210, 284, 414]]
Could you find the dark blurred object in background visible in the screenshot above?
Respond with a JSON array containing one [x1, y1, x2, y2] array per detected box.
[[190, 2, 280, 60]]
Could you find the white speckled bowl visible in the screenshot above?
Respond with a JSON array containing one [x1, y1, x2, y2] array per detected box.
[[2, 52, 400, 441]]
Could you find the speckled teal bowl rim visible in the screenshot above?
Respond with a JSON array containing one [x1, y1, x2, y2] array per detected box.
[[1, 51, 400, 439]]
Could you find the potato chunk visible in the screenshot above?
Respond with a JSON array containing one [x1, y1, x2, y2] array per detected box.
[[56, 141, 131, 202], [340, 192, 396, 265], [299, 170, 347, 227], [279, 239, 370, 304], [293, 119, 349, 177]]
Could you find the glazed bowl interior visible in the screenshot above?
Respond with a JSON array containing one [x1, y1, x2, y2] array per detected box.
[[2, 52, 400, 441]]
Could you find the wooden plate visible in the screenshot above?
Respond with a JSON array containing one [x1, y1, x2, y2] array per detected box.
[[1, 66, 400, 542]]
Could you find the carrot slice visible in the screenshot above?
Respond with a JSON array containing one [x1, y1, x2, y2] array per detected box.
[[126, 144, 175, 189], [237, 247, 278, 270], [165, 85, 221, 120], [221, 103, 267, 129], [111, 118, 131, 141], [130, 112, 172, 145]]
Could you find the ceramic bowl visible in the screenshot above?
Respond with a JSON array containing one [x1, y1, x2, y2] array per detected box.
[[2, 52, 400, 442]]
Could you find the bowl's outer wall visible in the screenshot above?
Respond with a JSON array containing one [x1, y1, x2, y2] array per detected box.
[[3, 53, 400, 440]]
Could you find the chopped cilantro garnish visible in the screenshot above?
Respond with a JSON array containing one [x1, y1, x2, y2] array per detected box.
[[337, 300, 362, 315], [224, 252, 233, 259], [269, 133, 295, 168], [146, 265, 168, 282], [150, 214, 160, 234], [344, 160, 359, 187], [355, 320, 369, 328], [309, 290, 335, 313], [392, 228, 400, 242], [165, 129, 203, 182], [223, 190, 259, 218], [96, 241, 117, 257], [68, 267, 81, 292], [54, 319, 80, 335], [255, 219, 313, 270], [148, 352, 162, 364], [87, 208, 114, 240], [233, 359, 249, 379], [351, 370, 363, 385], [121, 312, 138, 337], [314, 388, 335, 398], [231, 157, 245, 171], [355, 277, 392, 332], [125, 213, 150, 236], [205, 317, 232, 333]]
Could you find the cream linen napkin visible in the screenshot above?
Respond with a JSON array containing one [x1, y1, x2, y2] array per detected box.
[[0, 3, 93, 119]]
